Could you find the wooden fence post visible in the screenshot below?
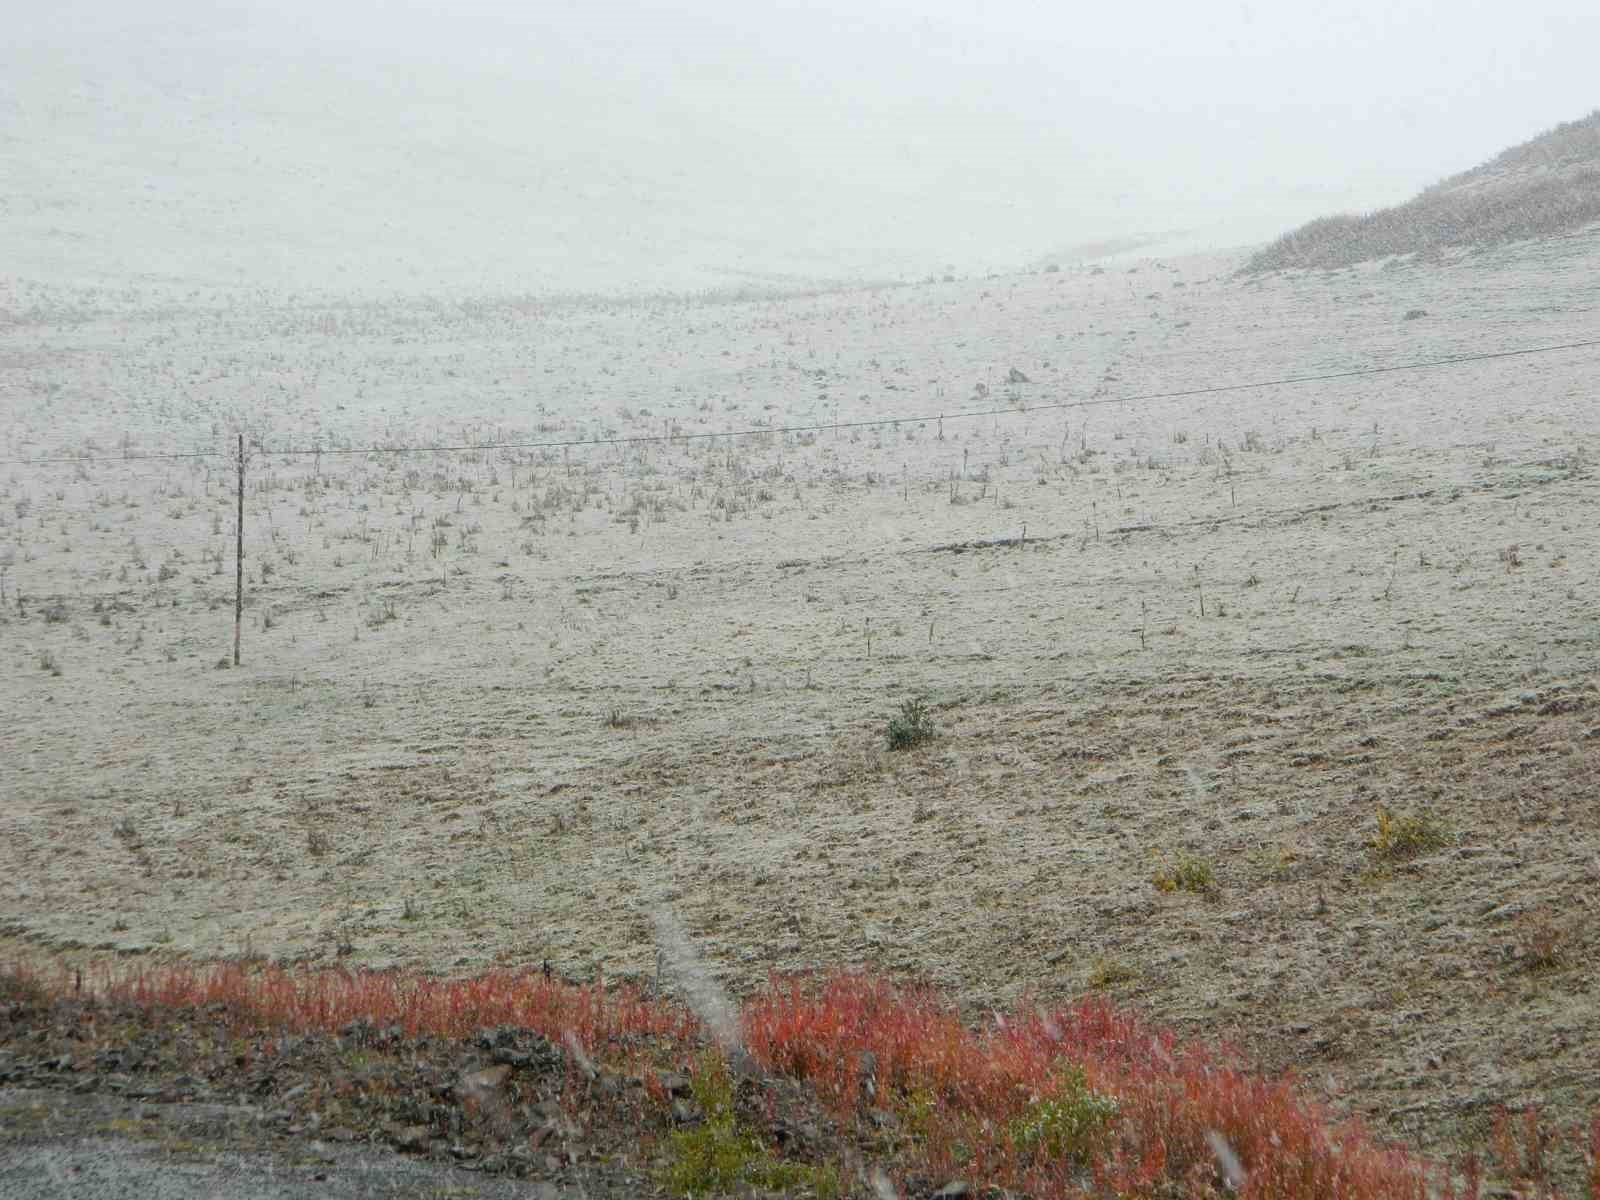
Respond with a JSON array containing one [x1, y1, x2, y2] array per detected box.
[[234, 433, 244, 666]]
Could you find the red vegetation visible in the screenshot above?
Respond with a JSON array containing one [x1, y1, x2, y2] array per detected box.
[[14, 961, 1598, 1198], [86, 960, 695, 1051], [744, 972, 1440, 1198]]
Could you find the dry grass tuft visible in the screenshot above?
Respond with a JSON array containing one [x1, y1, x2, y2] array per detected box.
[[1152, 853, 1219, 896], [1367, 804, 1452, 860]]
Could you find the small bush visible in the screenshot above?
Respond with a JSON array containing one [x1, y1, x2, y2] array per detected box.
[[1367, 805, 1451, 860], [604, 709, 661, 731], [659, 1054, 837, 1198], [1516, 909, 1569, 972], [887, 698, 936, 750], [1007, 1064, 1121, 1165], [0, 966, 49, 1009], [1087, 958, 1138, 990], [1153, 853, 1218, 895], [112, 816, 141, 847]]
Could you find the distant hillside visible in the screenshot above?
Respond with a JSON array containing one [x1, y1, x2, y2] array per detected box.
[[1245, 110, 1600, 272], [0, 6, 1182, 296]]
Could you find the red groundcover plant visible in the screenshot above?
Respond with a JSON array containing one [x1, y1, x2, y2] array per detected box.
[[10, 961, 1598, 1198], [743, 972, 1596, 1199]]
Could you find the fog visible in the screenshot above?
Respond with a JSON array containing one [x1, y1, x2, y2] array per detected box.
[[6, 0, 1597, 292]]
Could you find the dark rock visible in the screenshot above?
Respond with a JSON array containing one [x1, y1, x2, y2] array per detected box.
[[670, 1098, 704, 1126], [1006, 367, 1030, 384], [657, 1071, 692, 1096], [474, 1026, 562, 1070], [858, 1050, 878, 1100], [340, 1018, 376, 1047], [726, 1047, 765, 1081], [459, 1063, 513, 1094], [389, 1123, 431, 1151], [1538, 696, 1585, 716]]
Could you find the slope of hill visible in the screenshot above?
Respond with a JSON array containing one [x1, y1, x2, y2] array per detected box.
[[1245, 110, 1600, 272]]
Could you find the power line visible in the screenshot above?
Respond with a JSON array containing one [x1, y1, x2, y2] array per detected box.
[[6, 448, 219, 466], [4, 333, 1598, 468]]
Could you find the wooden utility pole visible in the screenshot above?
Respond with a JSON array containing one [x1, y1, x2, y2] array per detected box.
[[234, 433, 244, 667]]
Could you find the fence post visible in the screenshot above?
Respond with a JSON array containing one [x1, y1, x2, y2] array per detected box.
[[234, 433, 244, 667]]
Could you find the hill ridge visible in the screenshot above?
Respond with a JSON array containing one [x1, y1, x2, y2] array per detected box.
[[1245, 109, 1600, 272]]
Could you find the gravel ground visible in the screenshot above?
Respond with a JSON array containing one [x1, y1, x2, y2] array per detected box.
[[1, 1088, 573, 1200]]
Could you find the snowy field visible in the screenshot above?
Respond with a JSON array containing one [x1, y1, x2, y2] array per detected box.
[[4, 229, 1600, 1158]]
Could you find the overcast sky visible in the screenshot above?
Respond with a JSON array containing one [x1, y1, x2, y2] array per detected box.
[[287, 0, 1600, 219], [10, 0, 1598, 288]]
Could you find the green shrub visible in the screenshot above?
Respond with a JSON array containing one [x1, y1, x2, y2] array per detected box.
[[1153, 853, 1218, 896], [1007, 1064, 1121, 1165], [887, 698, 935, 751], [1367, 805, 1450, 860], [661, 1118, 763, 1197], [659, 1054, 840, 1198]]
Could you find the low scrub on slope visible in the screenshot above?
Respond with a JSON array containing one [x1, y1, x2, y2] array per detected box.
[[1246, 111, 1600, 272]]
